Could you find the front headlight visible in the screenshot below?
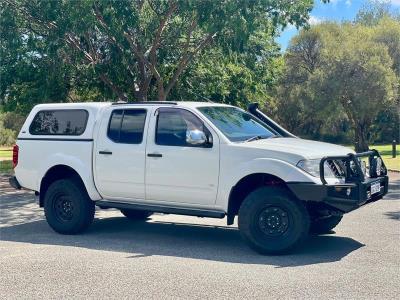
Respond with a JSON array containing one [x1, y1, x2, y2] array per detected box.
[[297, 159, 337, 178]]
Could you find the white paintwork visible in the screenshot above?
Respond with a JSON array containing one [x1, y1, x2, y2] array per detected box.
[[15, 101, 354, 214], [238, 138, 351, 160], [15, 103, 108, 200], [145, 107, 220, 205], [93, 106, 149, 200]]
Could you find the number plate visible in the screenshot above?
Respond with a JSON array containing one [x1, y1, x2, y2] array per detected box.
[[370, 182, 381, 195]]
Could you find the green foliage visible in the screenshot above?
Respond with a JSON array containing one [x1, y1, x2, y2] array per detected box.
[[1, 0, 314, 114], [2, 0, 396, 151], [321, 24, 396, 151], [0, 1, 73, 115], [355, 0, 400, 26], [371, 106, 400, 144], [170, 47, 282, 109], [0, 111, 25, 146], [1, 111, 25, 132], [0, 127, 15, 146], [0, 114, 17, 146], [274, 10, 399, 151]]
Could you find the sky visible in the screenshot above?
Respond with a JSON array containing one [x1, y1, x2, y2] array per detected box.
[[276, 0, 400, 50]]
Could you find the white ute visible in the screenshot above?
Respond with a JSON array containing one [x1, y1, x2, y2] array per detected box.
[[9, 101, 389, 254]]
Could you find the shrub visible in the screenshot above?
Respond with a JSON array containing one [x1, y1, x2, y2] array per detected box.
[[1, 112, 25, 132], [0, 127, 16, 146]]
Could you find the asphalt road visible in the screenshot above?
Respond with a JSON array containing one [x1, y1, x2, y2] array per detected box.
[[1, 174, 399, 299]]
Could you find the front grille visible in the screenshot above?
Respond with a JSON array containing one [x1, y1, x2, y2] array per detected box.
[[324, 155, 385, 181], [327, 160, 345, 178], [320, 150, 387, 185]]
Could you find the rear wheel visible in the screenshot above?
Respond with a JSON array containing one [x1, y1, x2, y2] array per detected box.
[[120, 209, 152, 221], [44, 178, 95, 234], [238, 186, 309, 255], [310, 215, 343, 234]]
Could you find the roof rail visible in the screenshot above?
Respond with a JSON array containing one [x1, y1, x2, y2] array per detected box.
[[112, 101, 178, 105]]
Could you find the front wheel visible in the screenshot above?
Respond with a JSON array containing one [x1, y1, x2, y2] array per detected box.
[[44, 178, 95, 234], [238, 187, 309, 255]]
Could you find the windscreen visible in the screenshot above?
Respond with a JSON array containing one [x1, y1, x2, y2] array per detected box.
[[198, 106, 277, 142]]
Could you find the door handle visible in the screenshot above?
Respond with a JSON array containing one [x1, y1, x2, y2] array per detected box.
[[99, 150, 113, 155], [147, 153, 162, 158]]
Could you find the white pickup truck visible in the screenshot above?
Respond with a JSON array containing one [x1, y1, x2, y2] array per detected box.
[[9, 101, 388, 254]]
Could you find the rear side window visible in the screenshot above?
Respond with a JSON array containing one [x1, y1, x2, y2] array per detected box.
[[29, 110, 88, 135], [107, 109, 146, 144]]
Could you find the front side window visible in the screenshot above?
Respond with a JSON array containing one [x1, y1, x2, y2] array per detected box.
[[156, 108, 208, 147], [107, 109, 146, 144], [29, 110, 88, 135], [197, 106, 277, 142]]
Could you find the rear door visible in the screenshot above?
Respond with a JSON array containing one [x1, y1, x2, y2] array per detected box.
[[94, 107, 149, 200]]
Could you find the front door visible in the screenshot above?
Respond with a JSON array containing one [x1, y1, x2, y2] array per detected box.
[[94, 107, 148, 200], [145, 107, 220, 206]]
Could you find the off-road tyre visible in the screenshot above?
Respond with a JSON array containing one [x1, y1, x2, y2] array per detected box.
[[238, 186, 309, 255], [44, 178, 95, 234]]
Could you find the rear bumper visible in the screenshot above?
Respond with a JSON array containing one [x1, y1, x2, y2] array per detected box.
[[9, 176, 21, 190], [288, 175, 389, 213]]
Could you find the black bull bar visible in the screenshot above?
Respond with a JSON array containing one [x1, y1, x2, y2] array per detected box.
[[319, 150, 387, 185]]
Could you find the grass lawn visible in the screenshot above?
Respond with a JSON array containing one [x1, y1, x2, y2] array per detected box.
[[0, 147, 12, 160], [0, 147, 13, 174], [0, 160, 12, 173], [370, 144, 399, 172]]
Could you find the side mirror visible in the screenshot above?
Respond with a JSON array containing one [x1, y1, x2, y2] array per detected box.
[[186, 129, 207, 146]]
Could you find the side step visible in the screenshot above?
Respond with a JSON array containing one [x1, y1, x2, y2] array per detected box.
[[96, 200, 226, 219]]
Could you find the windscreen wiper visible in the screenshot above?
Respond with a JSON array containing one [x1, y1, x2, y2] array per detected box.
[[244, 135, 280, 142], [244, 135, 264, 142]]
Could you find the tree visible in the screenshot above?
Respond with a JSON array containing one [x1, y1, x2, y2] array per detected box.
[[170, 44, 282, 109], [0, 2, 71, 114], [356, 2, 400, 146], [355, 0, 400, 26], [371, 17, 400, 144], [318, 24, 397, 152], [273, 24, 346, 140], [275, 20, 398, 151], [5, 0, 316, 103]]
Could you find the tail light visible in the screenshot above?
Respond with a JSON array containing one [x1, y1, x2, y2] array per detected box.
[[12, 145, 19, 168]]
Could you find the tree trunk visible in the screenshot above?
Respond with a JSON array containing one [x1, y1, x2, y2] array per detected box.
[[98, 73, 128, 102], [157, 85, 167, 101], [354, 124, 369, 153], [134, 89, 148, 102]]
